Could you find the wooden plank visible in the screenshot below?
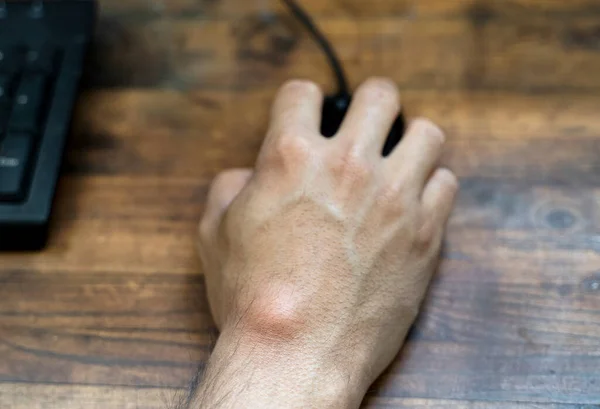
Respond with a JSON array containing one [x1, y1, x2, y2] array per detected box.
[[72, 89, 600, 144], [65, 90, 600, 181], [0, 273, 207, 387], [0, 384, 586, 409], [0, 384, 176, 409], [2, 1, 600, 406], [64, 129, 600, 182], [1, 174, 598, 275], [85, 15, 600, 90], [95, 0, 600, 18], [44, 176, 600, 232], [416, 0, 600, 18], [97, 0, 415, 18], [1, 245, 598, 401], [1, 218, 200, 275], [365, 397, 591, 409]]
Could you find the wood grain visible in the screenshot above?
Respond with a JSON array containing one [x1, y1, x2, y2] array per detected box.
[[97, 0, 600, 18], [1, 245, 599, 401], [1, 385, 590, 409], [1, 175, 598, 276], [85, 16, 600, 91], [2, 0, 600, 407], [63, 90, 600, 183]]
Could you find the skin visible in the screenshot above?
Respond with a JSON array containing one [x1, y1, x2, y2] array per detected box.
[[191, 77, 458, 409]]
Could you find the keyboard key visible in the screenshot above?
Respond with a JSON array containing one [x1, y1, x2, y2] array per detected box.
[[0, 132, 34, 202], [0, 74, 13, 105], [0, 108, 9, 135], [0, 47, 24, 74], [9, 75, 48, 133], [25, 45, 58, 74]]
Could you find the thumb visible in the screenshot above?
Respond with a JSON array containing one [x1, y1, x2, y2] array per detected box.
[[199, 168, 253, 240]]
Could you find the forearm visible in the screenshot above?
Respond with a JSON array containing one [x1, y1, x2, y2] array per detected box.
[[193, 77, 457, 409], [186, 325, 368, 409]]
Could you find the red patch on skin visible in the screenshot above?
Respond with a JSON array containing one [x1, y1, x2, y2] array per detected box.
[[242, 284, 308, 344]]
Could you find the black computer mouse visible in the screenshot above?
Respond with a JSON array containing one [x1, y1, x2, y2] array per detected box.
[[321, 93, 406, 157]]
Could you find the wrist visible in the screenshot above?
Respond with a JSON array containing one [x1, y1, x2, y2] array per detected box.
[[194, 320, 369, 409], [230, 286, 375, 393]]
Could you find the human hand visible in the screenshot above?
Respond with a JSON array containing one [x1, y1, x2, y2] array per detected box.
[[196, 78, 458, 408]]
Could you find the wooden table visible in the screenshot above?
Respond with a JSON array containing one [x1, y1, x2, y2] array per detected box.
[[1, 0, 599, 407]]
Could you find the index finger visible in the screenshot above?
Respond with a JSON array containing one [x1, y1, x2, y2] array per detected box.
[[267, 80, 324, 138]]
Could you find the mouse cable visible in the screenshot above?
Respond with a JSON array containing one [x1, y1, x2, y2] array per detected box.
[[280, 0, 349, 95]]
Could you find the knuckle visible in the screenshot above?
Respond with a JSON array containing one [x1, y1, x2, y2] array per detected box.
[[276, 132, 312, 158], [333, 148, 373, 183], [378, 183, 409, 209], [269, 132, 313, 170], [414, 219, 438, 252]]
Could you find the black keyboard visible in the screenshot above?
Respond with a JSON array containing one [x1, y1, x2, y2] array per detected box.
[[0, 1, 96, 250]]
